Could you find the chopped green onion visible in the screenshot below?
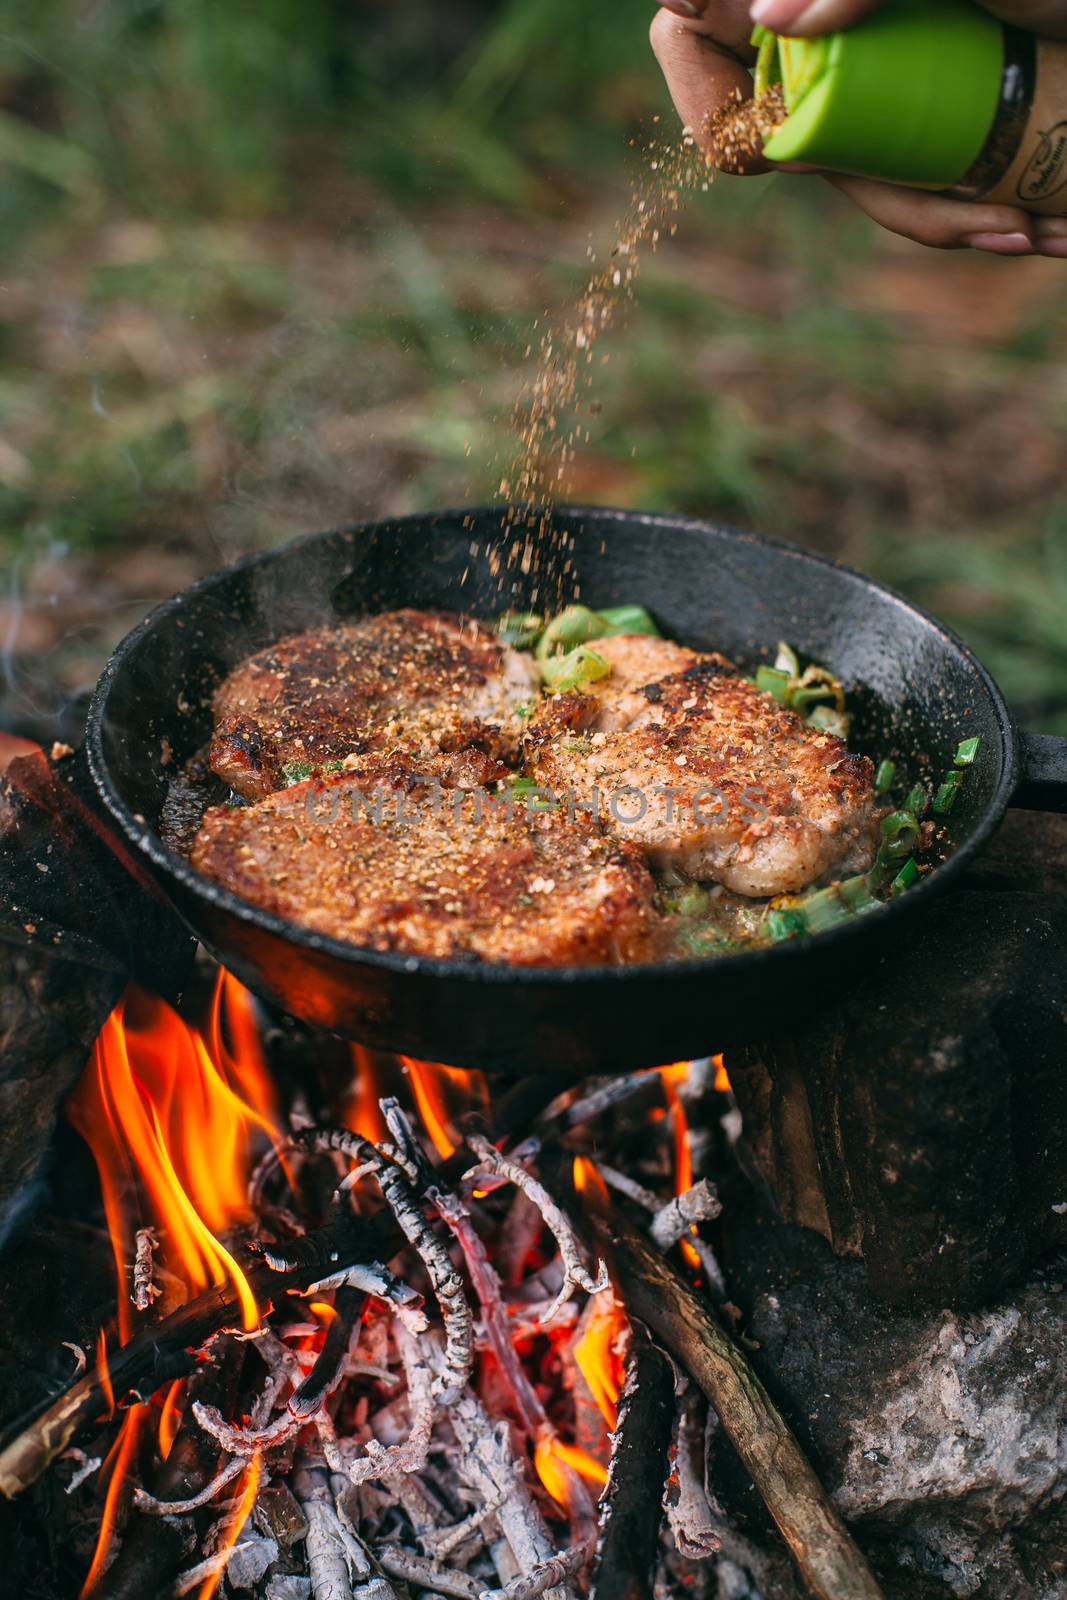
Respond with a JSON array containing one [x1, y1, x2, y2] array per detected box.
[[838, 875, 881, 915], [796, 885, 858, 934], [561, 736, 592, 754], [880, 809, 921, 861], [906, 783, 929, 818], [808, 704, 850, 739], [597, 605, 660, 638], [678, 925, 739, 957], [955, 736, 981, 768], [756, 666, 792, 705], [536, 605, 607, 662], [933, 772, 962, 815], [508, 775, 557, 810], [497, 612, 543, 649], [281, 760, 315, 786], [891, 858, 920, 896], [514, 701, 536, 722], [790, 682, 839, 714], [774, 641, 800, 677], [767, 908, 807, 942], [541, 645, 611, 694], [874, 759, 896, 795], [662, 883, 712, 919]]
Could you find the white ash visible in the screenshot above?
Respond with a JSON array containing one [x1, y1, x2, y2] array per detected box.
[[650, 1180, 722, 1251], [132, 1225, 162, 1310], [464, 1132, 609, 1325]]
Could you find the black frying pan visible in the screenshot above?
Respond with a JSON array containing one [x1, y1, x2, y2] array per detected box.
[[86, 507, 1067, 1076]]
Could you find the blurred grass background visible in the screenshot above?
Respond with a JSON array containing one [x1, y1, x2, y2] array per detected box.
[[2, 0, 1066, 736]]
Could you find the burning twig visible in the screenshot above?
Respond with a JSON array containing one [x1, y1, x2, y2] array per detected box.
[[575, 1191, 886, 1600], [174, 1541, 257, 1597], [463, 1132, 609, 1325], [664, 1391, 721, 1561], [649, 1179, 722, 1250], [135, 1453, 247, 1515], [297, 1128, 473, 1405], [484, 1547, 587, 1600], [131, 1225, 161, 1311], [590, 1322, 675, 1600], [294, 1459, 397, 1600], [62, 1448, 102, 1494], [375, 1546, 480, 1599]]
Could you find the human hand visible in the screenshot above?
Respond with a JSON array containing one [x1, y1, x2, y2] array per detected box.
[[650, 0, 1067, 256]]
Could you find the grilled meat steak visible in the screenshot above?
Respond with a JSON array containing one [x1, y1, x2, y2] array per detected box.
[[209, 610, 539, 801], [526, 638, 880, 897], [191, 769, 662, 965]]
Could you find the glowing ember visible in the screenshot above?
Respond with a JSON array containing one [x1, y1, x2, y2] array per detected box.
[[574, 1288, 626, 1430], [534, 1433, 608, 1505]]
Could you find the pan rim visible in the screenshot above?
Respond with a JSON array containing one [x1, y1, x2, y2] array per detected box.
[[86, 504, 1021, 989]]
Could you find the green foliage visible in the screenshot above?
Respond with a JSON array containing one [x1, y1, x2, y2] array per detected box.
[[1, 2, 1064, 734]]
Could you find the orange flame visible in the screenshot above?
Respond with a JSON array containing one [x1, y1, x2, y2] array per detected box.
[[79, 1409, 146, 1596], [402, 1057, 489, 1162], [574, 1289, 626, 1429], [713, 1053, 731, 1093], [345, 1046, 388, 1145], [95, 1331, 115, 1421], [158, 1379, 183, 1462], [69, 983, 279, 1339], [534, 1434, 608, 1504], [196, 1453, 261, 1600], [660, 1063, 700, 1270]]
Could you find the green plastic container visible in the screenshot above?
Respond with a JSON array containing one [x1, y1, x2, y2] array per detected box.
[[759, 0, 1006, 189]]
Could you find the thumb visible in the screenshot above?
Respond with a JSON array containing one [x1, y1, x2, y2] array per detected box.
[[981, 2, 1067, 37], [748, 1, 883, 34]]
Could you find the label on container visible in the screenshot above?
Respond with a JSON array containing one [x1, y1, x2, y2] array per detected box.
[[984, 40, 1067, 213]]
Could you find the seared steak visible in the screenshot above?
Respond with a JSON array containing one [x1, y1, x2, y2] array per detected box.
[[526, 641, 880, 897], [191, 769, 662, 965], [209, 610, 539, 801]]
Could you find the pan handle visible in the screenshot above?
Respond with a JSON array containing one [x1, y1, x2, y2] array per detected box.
[[1013, 732, 1067, 814]]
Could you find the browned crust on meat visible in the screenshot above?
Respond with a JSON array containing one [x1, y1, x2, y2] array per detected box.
[[209, 609, 538, 801], [525, 651, 880, 897], [191, 770, 664, 966]]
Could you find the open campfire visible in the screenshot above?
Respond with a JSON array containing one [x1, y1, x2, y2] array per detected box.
[[0, 972, 779, 1600], [2, 740, 1065, 1600]]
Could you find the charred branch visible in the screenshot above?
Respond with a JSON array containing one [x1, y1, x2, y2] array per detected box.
[[590, 1322, 674, 1600], [572, 1182, 885, 1600]]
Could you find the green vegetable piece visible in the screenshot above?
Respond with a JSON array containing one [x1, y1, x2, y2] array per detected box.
[[838, 875, 880, 915], [891, 858, 920, 896], [514, 702, 536, 722], [756, 666, 791, 705], [767, 908, 807, 942], [535, 605, 607, 662], [795, 886, 855, 934], [905, 783, 929, 818], [955, 736, 981, 767], [808, 704, 850, 739], [933, 772, 962, 815], [281, 760, 314, 787], [880, 809, 921, 861], [562, 736, 592, 754], [874, 759, 896, 795], [497, 612, 543, 649], [541, 645, 611, 694], [597, 605, 661, 638], [663, 883, 712, 919], [774, 641, 800, 677]]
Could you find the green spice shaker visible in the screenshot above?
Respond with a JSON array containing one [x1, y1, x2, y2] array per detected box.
[[755, 0, 1067, 214]]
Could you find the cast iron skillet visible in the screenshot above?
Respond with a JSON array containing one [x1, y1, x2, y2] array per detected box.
[[86, 507, 1067, 1076]]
